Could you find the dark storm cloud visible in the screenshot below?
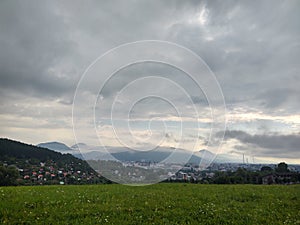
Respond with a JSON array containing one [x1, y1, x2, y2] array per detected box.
[[222, 130, 300, 158]]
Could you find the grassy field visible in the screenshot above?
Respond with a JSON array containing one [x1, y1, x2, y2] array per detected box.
[[0, 184, 299, 225]]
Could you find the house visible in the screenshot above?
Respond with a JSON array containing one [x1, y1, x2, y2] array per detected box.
[[177, 171, 188, 180], [262, 174, 275, 184]]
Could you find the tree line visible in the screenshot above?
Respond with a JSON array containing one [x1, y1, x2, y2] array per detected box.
[[202, 162, 300, 184]]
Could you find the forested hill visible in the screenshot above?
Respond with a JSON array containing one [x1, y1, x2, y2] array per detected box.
[[0, 138, 93, 173]]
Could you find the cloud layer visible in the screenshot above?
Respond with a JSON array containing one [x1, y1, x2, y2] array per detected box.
[[0, 1, 299, 163], [222, 130, 300, 159]]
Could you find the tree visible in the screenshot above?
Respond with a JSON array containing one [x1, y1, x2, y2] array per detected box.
[[261, 166, 273, 172], [275, 162, 289, 173], [0, 165, 19, 186]]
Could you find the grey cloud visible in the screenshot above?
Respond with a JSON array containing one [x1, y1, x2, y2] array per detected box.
[[0, 2, 80, 99], [222, 130, 300, 158], [0, 1, 203, 100], [168, 0, 300, 113], [1, 0, 299, 110], [0, 0, 299, 152]]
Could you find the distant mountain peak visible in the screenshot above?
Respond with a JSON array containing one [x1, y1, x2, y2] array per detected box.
[[71, 143, 88, 149], [198, 149, 214, 155], [196, 149, 216, 161], [37, 141, 71, 152]]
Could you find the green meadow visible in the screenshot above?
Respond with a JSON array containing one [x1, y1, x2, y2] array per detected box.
[[0, 184, 299, 225]]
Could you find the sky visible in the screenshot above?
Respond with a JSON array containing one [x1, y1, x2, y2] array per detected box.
[[0, 0, 300, 164]]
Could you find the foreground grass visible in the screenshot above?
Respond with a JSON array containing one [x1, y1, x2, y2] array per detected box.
[[0, 184, 299, 225]]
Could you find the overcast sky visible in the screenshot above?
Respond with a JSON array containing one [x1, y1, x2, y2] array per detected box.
[[0, 0, 299, 163]]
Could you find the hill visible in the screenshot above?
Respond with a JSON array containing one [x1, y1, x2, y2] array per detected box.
[[111, 149, 203, 164], [74, 146, 203, 164], [70, 143, 241, 164], [37, 141, 73, 153], [0, 138, 107, 185], [0, 138, 88, 168]]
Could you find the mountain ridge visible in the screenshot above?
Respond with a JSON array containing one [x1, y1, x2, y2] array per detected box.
[[0, 138, 93, 171], [37, 141, 72, 152], [37, 141, 243, 164]]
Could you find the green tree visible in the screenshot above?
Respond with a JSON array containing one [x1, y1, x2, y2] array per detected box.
[[275, 162, 289, 173], [261, 166, 273, 172], [0, 165, 19, 186]]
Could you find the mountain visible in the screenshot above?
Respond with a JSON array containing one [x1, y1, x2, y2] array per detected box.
[[71, 143, 87, 148], [1, 138, 85, 164], [71, 144, 134, 160], [195, 149, 244, 163], [37, 140, 244, 164], [71, 143, 90, 151], [71, 143, 117, 153], [73, 151, 114, 161], [0, 138, 112, 185], [197, 149, 216, 158], [37, 141, 73, 153], [76, 146, 203, 164], [0, 138, 94, 171], [111, 149, 202, 164]]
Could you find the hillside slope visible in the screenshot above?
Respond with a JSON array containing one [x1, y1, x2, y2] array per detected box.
[[0, 138, 104, 185], [0, 138, 91, 171]]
